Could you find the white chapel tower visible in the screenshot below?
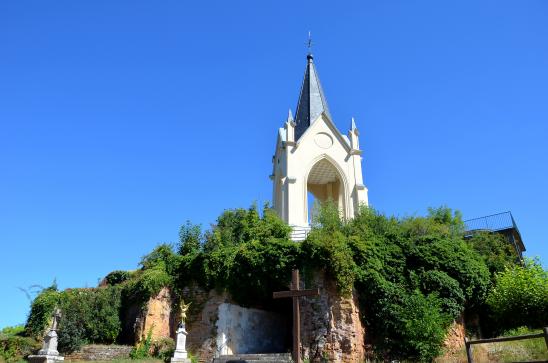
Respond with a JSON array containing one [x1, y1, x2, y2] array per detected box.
[[271, 53, 369, 240]]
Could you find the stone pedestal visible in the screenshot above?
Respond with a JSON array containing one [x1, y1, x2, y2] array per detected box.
[[28, 330, 64, 363], [28, 354, 65, 363], [171, 324, 191, 363]]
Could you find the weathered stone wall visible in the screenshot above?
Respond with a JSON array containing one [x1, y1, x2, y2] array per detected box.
[[300, 270, 366, 363], [65, 344, 132, 361], [215, 303, 289, 356], [180, 285, 231, 363]]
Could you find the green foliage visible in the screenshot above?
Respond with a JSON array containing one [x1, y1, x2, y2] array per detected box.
[[150, 337, 175, 362], [123, 244, 178, 303], [176, 204, 294, 305], [302, 229, 356, 296], [26, 285, 123, 353], [227, 238, 300, 305], [487, 258, 548, 330], [0, 326, 39, 363], [398, 292, 450, 362], [418, 270, 464, 319], [58, 286, 122, 352], [105, 270, 131, 286], [467, 231, 518, 277], [304, 203, 490, 361], [123, 267, 172, 303], [25, 284, 60, 337], [427, 205, 464, 234], [405, 235, 490, 306], [130, 328, 153, 359], [178, 221, 202, 256], [0, 326, 24, 337], [21, 201, 533, 362], [202, 204, 291, 253]]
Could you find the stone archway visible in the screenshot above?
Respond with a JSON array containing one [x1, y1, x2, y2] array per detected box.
[[305, 158, 347, 224]]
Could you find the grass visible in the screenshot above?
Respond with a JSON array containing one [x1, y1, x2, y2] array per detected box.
[[437, 328, 548, 363]]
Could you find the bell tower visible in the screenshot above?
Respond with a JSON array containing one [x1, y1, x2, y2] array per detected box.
[[271, 53, 369, 241]]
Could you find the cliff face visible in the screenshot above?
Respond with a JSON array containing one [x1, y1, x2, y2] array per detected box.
[[127, 273, 460, 363], [300, 270, 366, 363], [127, 271, 367, 363]]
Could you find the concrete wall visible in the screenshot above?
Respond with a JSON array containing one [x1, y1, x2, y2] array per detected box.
[[215, 303, 288, 356]]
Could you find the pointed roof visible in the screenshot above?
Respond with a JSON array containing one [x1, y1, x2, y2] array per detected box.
[[294, 54, 331, 140]]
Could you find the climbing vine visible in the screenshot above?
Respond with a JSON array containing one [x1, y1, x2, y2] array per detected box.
[[23, 202, 527, 362]]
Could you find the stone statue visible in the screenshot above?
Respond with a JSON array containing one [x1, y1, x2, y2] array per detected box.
[[51, 308, 61, 331], [29, 308, 64, 363], [171, 299, 191, 363]]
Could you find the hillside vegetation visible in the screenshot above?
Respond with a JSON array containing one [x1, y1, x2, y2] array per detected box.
[[16, 204, 548, 362]]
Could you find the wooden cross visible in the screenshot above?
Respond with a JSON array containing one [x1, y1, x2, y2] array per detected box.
[[273, 269, 320, 363]]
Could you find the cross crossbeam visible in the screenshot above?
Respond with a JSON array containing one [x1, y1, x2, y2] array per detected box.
[[273, 269, 319, 363]]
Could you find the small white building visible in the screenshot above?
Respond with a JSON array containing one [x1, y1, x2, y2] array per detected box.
[[271, 53, 369, 241]]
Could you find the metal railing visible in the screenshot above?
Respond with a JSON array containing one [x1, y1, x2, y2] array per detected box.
[[464, 327, 548, 363], [464, 211, 518, 234]]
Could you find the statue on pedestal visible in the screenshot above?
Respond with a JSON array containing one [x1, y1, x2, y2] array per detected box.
[[171, 300, 191, 363], [29, 308, 65, 363]]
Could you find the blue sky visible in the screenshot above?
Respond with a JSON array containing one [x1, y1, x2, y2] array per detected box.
[[1, 1, 547, 328]]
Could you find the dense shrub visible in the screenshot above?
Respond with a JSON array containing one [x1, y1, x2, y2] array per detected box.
[[121, 244, 179, 304], [104, 270, 131, 286], [201, 204, 291, 253], [176, 204, 294, 305], [58, 286, 122, 352], [0, 327, 39, 363], [178, 221, 202, 256], [21, 202, 531, 362], [227, 238, 300, 305], [467, 231, 518, 277], [305, 204, 491, 361], [487, 258, 548, 330], [151, 337, 175, 361], [26, 285, 123, 353], [301, 228, 356, 296]]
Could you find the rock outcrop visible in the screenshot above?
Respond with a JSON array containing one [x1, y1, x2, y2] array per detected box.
[[300, 270, 366, 363]]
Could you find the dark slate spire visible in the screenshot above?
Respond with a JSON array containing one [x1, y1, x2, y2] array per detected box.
[[294, 53, 332, 140]]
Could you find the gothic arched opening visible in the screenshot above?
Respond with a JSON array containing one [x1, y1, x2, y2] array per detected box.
[[305, 158, 346, 224]]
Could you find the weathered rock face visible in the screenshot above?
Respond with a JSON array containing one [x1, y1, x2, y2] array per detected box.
[[131, 272, 367, 363], [442, 315, 466, 353], [300, 270, 366, 363], [139, 287, 174, 342], [132, 284, 230, 362]]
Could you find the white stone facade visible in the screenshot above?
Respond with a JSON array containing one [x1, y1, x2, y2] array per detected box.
[[271, 112, 368, 240]]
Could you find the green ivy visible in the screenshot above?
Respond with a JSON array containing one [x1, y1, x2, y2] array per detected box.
[[20, 202, 528, 362], [25, 285, 60, 338]]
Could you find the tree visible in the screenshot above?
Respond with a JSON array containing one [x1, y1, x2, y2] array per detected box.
[[178, 221, 202, 255], [486, 258, 548, 330]]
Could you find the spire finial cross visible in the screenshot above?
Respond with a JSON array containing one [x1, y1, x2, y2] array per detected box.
[[307, 31, 313, 54]]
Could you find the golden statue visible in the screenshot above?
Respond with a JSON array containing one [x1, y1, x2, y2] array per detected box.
[[179, 299, 191, 324]]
